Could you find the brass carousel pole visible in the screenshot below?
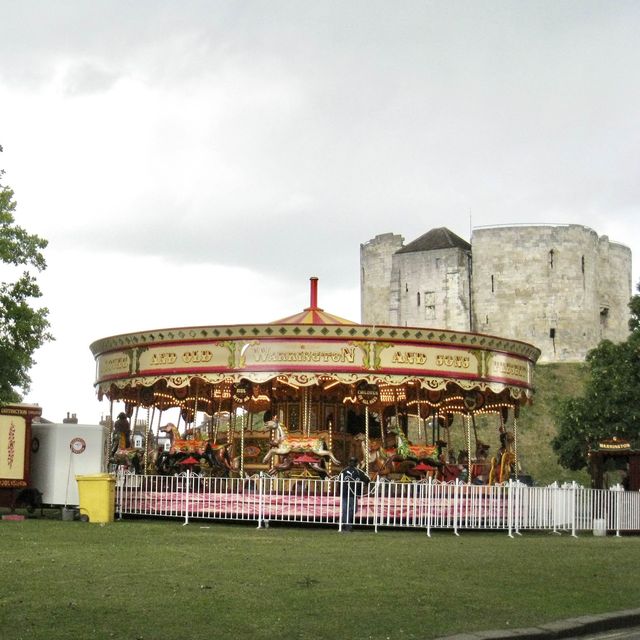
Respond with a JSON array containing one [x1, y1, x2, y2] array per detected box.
[[213, 398, 222, 444], [209, 386, 215, 439], [465, 414, 472, 484], [240, 409, 245, 478], [133, 404, 140, 443], [327, 416, 333, 476], [303, 386, 310, 436], [143, 407, 150, 475], [364, 406, 370, 473], [228, 397, 235, 474], [108, 399, 114, 469], [193, 384, 199, 438], [513, 408, 519, 482], [415, 384, 423, 442]]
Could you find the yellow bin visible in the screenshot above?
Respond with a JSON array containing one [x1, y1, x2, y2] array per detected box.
[[75, 473, 116, 523]]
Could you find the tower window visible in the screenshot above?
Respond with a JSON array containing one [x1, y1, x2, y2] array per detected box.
[[549, 249, 555, 268], [424, 291, 436, 320], [491, 275, 494, 293], [417, 292, 420, 307]]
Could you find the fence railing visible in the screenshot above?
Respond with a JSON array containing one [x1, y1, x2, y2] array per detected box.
[[115, 473, 639, 535]]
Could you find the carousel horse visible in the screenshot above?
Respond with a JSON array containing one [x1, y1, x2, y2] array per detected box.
[[262, 419, 340, 465], [386, 429, 443, 465], [489, 451, 516, 485], [384, 429, 446, 478], [156, 423, 232, 476], [110, 432, 145, 474], [488, 430, 516, 484], [352, 433, 391, 476]]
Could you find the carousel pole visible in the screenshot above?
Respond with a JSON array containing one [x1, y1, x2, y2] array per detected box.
[[513, 411, 519, 482], [471, 413, 479, 451], [268, 416, 276, 474], [208, 387, 215, 440], [303, 386, 310, 436], [108, 399, 114, 468], [193, 384, 199, 437], [327, 417, 333, 476], [394, 401, 400, 436], [465, 414, 472, 484], [415, 384, 422, 441], [213, 399, 222, 444], [133, 404, 140, 443], [240, 409, 245, 478], [143, 407, 150, 475], [227, 398, 235, 460], [365, 406, 370, 473]]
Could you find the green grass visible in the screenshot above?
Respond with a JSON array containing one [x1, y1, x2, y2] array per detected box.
[[2, 514, 639, 640]]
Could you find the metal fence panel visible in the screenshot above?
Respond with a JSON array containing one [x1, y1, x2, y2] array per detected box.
[[115, 472, 640, 534]]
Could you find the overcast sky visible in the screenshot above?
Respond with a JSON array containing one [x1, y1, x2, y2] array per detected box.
[[1, 1, 638, 424]]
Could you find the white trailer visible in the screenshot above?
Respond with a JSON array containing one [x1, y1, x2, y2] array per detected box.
[[30, 423, 110, 507]]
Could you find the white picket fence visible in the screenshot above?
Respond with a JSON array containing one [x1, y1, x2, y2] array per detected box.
[[115, 472, 640, 535]]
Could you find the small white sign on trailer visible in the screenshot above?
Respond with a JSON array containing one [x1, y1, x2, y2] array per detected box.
[[30, 423, 110, 506]]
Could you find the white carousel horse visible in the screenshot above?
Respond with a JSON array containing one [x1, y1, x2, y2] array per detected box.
[[262, 419, 340, 465]]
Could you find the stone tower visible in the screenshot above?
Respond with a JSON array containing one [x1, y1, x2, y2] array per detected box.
[[361, 228, 472, 330], [360, 224, 632, 363], [360, 233, 404, 325], [471, 224, 632, 362]]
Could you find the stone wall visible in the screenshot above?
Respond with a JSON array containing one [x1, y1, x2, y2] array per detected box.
[[471, 224, 631, 362], [360, 233, 404, 325], [360, 224, 632, 363], [389, 247, 471, 330]]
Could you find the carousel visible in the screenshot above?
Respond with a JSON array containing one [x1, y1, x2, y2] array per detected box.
[[90, 277, 540, 485]]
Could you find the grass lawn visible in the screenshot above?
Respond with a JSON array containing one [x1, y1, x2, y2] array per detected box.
[[1, 514, 639, 640]]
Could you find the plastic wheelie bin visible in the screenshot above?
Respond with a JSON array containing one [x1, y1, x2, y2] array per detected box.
[[75, 473, 116, 523]]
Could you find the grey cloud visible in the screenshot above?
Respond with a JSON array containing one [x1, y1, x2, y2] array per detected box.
[[62, 62, 121, 96]]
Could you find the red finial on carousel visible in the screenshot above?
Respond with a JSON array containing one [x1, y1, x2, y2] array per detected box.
[[308, 276, 319, 310]]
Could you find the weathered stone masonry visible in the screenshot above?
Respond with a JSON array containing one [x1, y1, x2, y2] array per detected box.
[[360, 225, 632, 363]]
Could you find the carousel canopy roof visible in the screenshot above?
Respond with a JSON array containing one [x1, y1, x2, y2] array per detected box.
[[272, 278, 357, 325], [89, 277, 541, 411]]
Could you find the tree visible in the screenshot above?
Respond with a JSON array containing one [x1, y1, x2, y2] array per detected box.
[[552, 288, 640, 470], [0, 145, 53, 403]]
